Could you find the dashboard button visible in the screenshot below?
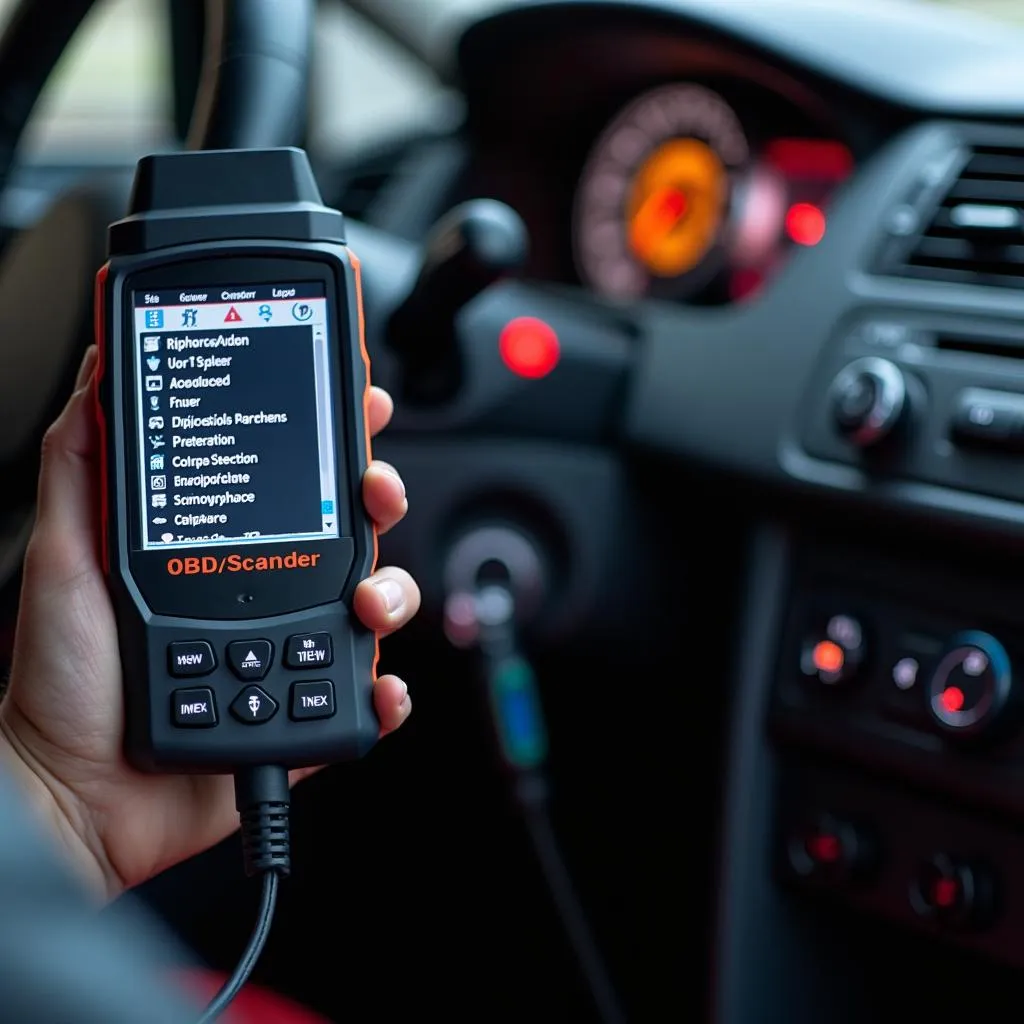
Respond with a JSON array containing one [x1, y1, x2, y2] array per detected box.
[[800, 614, 867, 686], [829, 357, 907, 448], [880, 651, 931, 727], [926, 631, 1012, 739], [910, 854, 994, 929], [835, 374, 877, 426], [787, 813, 874, 884], [951, 388, 1024, 449]]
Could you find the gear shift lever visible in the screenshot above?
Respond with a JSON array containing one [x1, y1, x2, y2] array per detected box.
[[387, 199, 528, 404]]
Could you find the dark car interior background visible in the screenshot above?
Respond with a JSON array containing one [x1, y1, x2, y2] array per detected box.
[[3, 0, 1024, 1020]]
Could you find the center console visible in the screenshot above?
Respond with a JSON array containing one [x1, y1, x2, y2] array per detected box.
[[760, 125, 1024, 980], [772, 539, 1024, 961]]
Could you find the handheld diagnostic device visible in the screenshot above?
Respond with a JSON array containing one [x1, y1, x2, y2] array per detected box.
[[95, 148, 379, 774]]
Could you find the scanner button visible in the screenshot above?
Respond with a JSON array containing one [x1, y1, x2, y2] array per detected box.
[[230, 685, 278, 724], [227, 640, 273, 681], [290, 680, 336, 721], [285, 633, 333, 669], [168, 640, 216, 677], [172, 688, 217, 727]]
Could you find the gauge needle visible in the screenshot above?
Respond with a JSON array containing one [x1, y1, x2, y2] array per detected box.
[[629, 186, 688, 260]]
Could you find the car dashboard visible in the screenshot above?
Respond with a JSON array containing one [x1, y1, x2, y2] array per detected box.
[[461, 27, 867, 308], [348, 3, 1024, 1021]]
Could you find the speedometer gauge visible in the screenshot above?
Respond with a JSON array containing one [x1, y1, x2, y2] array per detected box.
[[573, 83, 750, 301]]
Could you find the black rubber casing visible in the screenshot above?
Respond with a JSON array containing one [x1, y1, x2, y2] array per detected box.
[[95, 149, 378, 773]]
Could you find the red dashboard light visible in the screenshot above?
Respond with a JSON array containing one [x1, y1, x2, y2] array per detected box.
[[940, 686, 965, 714], [499, 317, 560, 379], [785, 202, 827, 247], [931, 876, 960, 909], [806, 833, 842, 864], [812, 640, 844, 675], [764, 139, 854, 181]]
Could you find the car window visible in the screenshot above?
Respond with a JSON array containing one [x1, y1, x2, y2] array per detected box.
[[311, 3, 446, 159], [939, 0, 1022, 23], [4, 0, 173, 162], [0, 0, 443, 164]]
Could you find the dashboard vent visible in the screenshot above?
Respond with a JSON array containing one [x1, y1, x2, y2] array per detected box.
[[886, 145, 1024, 288]]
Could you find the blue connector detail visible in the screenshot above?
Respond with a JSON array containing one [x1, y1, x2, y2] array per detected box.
[[488, 656, 548, 770]]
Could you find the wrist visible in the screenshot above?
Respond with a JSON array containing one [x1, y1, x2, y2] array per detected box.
[[0, 712, 118, 902]]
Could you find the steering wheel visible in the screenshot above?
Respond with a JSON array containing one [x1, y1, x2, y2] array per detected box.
[[0, 0, 315, 611]]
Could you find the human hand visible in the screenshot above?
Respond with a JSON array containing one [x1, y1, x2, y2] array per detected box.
[[0, 346, 420, 900]]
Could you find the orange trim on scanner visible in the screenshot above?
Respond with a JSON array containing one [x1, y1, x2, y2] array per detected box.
[[348, 249, 380, 684], [94, 262, 111, 574]]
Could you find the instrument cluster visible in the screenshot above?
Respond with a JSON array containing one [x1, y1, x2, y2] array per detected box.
[[571, 80, 855, 306]]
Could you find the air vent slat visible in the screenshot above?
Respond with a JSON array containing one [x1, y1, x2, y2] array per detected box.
[[963, 154, 1024, 179], [913, 236, 974, 260], [883, 142, 1024, 290], [932, 205, 1023, 233], [947, 178, 1024, 203]]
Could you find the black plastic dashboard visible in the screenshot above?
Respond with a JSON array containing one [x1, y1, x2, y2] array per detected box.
[[393, 4, 1024, 1022], [424, 4, 1024, 542]]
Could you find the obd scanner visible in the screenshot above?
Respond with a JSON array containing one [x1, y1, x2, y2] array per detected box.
[[95, 147, 379, 778]]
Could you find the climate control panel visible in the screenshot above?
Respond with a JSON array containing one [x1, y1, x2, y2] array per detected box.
[[773, 556, 1024, 819], [794, 613, 1020, 744], [772, 544, 1024, 969]]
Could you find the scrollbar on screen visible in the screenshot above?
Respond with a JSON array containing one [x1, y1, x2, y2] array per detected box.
[[131, 284, 341, 551]]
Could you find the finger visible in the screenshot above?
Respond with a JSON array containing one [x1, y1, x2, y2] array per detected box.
[[367, 386, 393, 438], [363, 461, 408, 535], [33, 354, 100, 550], [288, 765, 322, 787], [75, 346, 98, 391], [373, 674, 412, 736], [353, 566, 420, 637]]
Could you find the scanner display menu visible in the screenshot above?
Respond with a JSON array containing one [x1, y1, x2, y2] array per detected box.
[[131, 283, 340, 550]]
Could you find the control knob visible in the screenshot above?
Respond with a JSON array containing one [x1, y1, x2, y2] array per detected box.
[[926, 631, 1013, 739], [830, 357, 907, 447], [909, 853, 994, 929]]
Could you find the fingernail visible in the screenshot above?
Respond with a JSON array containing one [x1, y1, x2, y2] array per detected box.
[[399, 680, 409, 704], [373, 577, 406, 615], [376, 462, 406, 498]]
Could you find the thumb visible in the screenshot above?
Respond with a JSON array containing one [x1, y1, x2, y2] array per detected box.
[[26, 347, 101, 587]]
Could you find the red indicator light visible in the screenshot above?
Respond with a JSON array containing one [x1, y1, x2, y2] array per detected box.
[[499, 317, 560, 379], [764, 139, 854, 181], [941, 686, 965, 714], [932, 877, 959, 909], [812, 640, 845, 675], [785, 203, 827, 246], [806, 834, 842, 864]]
